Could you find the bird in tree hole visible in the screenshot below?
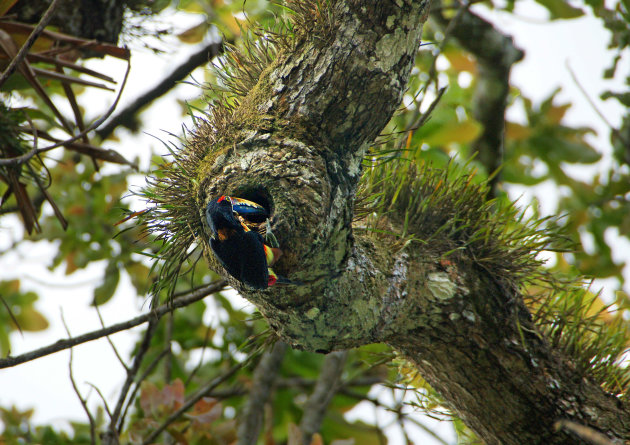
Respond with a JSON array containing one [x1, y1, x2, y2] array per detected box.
[[205, 195, 299, 289]]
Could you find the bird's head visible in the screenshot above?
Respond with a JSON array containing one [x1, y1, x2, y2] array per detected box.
[[206, 195, 241, 236]]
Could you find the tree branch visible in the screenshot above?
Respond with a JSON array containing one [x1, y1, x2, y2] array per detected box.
[[106, 317, 160, 442], [237, 341, 288, 445], [0, 281, 225, 369], [299, 351, 348, 445], [62, 311, 97, 445]]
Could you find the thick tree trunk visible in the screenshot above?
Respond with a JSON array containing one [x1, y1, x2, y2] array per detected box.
[[190, 1, 630, 443]]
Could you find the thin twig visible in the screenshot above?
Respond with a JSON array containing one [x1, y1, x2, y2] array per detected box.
[[0, 0, 63, 88], [112, 318, 159, 433], [566, 62, 629, 148], [0, 57, 132, 167], [237, 341, 288, 445], [164, 311, 174, 381], [395, 86, 447, 151], [37, 57, 132, 152], [86, 382, 115, 421], [340, 388, 450, 445], [299, 350, 348, 445], [185, 324, 214, 385], [0, 281, 226, 369], [95, 303, 129, 372], [426, 0, 471, 90], [101, 317, 160, 445], [61, 310, 97, 445]]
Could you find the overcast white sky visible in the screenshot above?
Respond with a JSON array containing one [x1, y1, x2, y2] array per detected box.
[[0, 2, 628, 444]]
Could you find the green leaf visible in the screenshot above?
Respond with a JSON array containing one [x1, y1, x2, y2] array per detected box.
[[15, 307, 49, 331], [535, 0, 584, 19], [420, 119, 483, 146], [601, 91, 630, 107], [93, 261, 120, 305], [177, 22, 210, 43], [321, 412, 386, 445], [533, 135, 601, 164], [127, 261, 152, 295]]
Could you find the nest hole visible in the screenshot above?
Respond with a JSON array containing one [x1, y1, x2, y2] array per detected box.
[[232, 187, 273, 222]]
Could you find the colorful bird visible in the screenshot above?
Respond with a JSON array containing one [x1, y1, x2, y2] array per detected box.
[[205, 195, 290, 289], [229, 196, 269, 220], [229, 196, 276, 245]]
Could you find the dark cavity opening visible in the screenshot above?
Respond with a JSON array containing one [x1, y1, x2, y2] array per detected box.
[[232, 187, 272, 222]]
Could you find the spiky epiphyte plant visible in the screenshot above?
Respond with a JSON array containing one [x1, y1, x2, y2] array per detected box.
[[0, 103, 49, 234], [134, 0, 337, 300], [357, 155, 630, 399]]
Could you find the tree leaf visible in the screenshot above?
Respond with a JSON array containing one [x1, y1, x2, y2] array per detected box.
[[15, 307, 49, 331], [535, 0, 584, 19], [93, 260, 120, 305], [177, 21, 210, 43], [421, 119, 483, 146]]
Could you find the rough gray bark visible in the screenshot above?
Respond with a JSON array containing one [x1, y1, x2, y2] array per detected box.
[[190, 1, 630, 444]]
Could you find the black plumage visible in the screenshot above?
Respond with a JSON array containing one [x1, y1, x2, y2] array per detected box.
[[206, 196, 270, 289]]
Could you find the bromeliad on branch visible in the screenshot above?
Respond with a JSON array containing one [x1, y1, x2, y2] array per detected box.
[[205, 195, 295, 289]]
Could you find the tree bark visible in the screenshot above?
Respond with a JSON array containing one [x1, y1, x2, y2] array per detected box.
[[188, 1, 630, 444]]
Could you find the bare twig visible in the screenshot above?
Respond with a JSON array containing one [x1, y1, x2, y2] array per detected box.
[[61, 310, 97, 445], [164, 311, 174, 381], [0, 0, 63, 88], [566, 62, 630, 148], [101, 318, 159, 445], [395, 86, 447, 151], [339, 388, 450, 445], [185, 324, 214, 385], [0, 144, 40, 166], [86, 382, 114, 421], [426, 0, 471, 89], [299, 350, 348, 445], [0, 58, 132, 168], [0, 281, 226, 369], [237, 341, 288, 445], [113, 318, 160, 434], [95, 304, 129, 372], [34, 57, 131, 152]]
